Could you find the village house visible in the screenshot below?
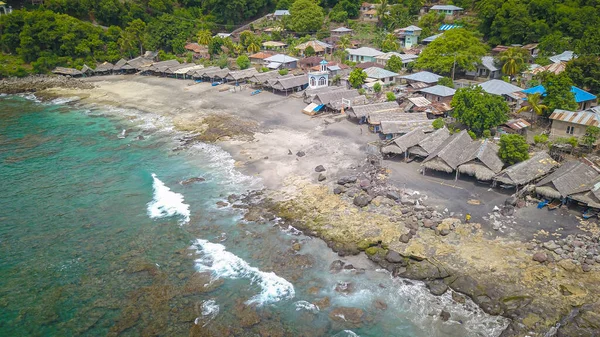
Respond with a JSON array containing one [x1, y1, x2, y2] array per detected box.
[[429, 4, 463, 16], [465, 56, 501, 79], [493, 152, 558, 189], [522, 43, 539, 59], [478, 79, 522, 96], [535, 160, 599, 200], [295, 40, 333, 57], [394, 25, 422, 49], [549, 108, 600, 143], [522, 85, 596, 110], [184, 43, 209, 59], [360, 2, 375, 11], [273, 9, 290, 20], [417, 85, 456, 103], [398, 71, 443, 89], [382, 127, 451, 159], [363, 67, 399, 85], [346, 47, 384, 63], [421, 33, 442, 45], [523, 62, 566, 83], [456, 139, 504, 181], [330, 27, 353, 37], [362, 8, 377, 21], [549, 50, 575, 63], [262, 41, 287, 51], [375, 52, 418, 68], [422, 130, 473, 174], [249, 51, 275, 65], [264, 54, 298, 70], [356, 62, 383, 70], [500, 118, 531, 136], [299, 56, 324, 70], [307, 60, 329, 89]]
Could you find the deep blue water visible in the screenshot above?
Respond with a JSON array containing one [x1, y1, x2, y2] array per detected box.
[[0, 95, 508, 336]]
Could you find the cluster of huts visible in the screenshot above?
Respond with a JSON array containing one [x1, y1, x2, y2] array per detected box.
[[381, 127, 600, 211]]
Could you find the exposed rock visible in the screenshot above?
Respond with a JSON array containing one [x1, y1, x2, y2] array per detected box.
[[385, 250, 404, 263], [180, 177, 206, 185], [452, 292, 466, 304], [501, 205, 515, 216], [505, 196, 517, 206], [423, 219, 435, 229], [334, 281, 354, 295], [399, 234, 411, 243], [0, 75, 95, 94], [532, 252, 548, 263], [318, 173, 326, 182], [353, 195, 372, 207], [330, 260, 345, 273], [337, 176, 357, 185], [315, 165, 326, 172], [216, 201, 228, 208], [333, 186, 346, 195], [313, 297, 330, 309], [296, 151, 306, 157], [400, 197, 414, 205], [440, 310, 451, 322], [582, 264, 592, 272], [328, 307, 364, 328], [374, 300, 388, 310], [426, 279, 449, 296], [386, 191, 400, 201]]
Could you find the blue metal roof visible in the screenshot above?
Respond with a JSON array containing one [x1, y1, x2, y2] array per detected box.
[[439, 24, 461, 31], [522, 85, 596, 103]]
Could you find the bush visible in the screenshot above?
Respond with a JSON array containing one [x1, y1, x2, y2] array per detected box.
[[278, 68, 289, 75], [373, 82, 382, 93], [432, 118, 445, 129], [551, 136, 578, 148], [261, 67, 269, 72], [467, 130, 477, 139], [482, 130, 492, 138], [386, 92, 396, 102], [236, 55, 251, 69], [499, 134, 530, 165], [438, 77, 454, 88], [358, 88, 366, 95], [534, 134, 549, 144]]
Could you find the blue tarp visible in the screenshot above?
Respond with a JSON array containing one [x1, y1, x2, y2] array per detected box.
[[314, 104, 324, 112], [439, 24, 461, 31], [522, 85, 597, 103]]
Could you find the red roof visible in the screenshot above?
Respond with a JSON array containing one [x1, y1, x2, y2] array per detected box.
[[185, 43, 207, 54], [249, 51, 274, 59], [355, 62, 383, 69]]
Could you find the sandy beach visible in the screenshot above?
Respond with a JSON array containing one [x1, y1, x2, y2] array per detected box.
[[39, 74, 600, 337]]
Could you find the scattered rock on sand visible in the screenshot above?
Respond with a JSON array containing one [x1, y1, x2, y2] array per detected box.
[[440, 310, 451, 322], [318, 173, 326, 182], [353, 195, 372, 207], [533, 252, 548, 263], [337, 176, 357, 185], [315, 165, 326, 172], [296, 151, 306, 157]]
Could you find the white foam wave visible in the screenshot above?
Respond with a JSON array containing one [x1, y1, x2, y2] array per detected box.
[[191, 238, 295, 306], [147, 173, 190, 224], [17, 93, 40, 102], [294, 300, 319, 313], [332, 330, 360, 337], [194, 299, 220, 327], [50, 96, 80, 105]]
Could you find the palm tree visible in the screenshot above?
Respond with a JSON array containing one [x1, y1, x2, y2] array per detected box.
[[376, 0, 389, 28], [381, 33, 398, 52], [197, 29, 212, 46], [247, 41, 260, 54], [500, 47, 525, 78], [518, 93, 548, 123], [337, 35, 351, 50]]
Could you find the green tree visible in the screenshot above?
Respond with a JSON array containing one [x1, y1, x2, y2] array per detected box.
[[288, 0, 324, 33], [197, 29, 212, 45], [517, 93, 548, 121], [414, 28, 488, 75], [437, 77, 454, 88], [381, 33, 399, 52], [385, 55, 404, 73], [385, 4, 413, 31], [376, 0, 389, 28], [499, 47, 527, 77], [304, 45, 316, 57], [236, 55, 251, 69], [120, 19, 146, 57], [543, 73, 578, 112], [373, 82, 382, 93], [247, 41, 260, 53], [330, 3, 349, 23], [239, 30, 255, 48], [565, 56, 600, 94], [337, 35, 351, 50], [386, 91, 396, 101], [498, 134, 530, 165], [349, 68, 367, 88], [581, 126, 600, 150], [276, 0, 293, 10], [575, 27, 600, 57], [451, 86, 509, 135], [278, 68, 289, 75], [209, 36, 225, 55], [432, 118, 445, 129]]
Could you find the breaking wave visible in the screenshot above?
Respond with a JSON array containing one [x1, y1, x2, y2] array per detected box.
[[147, 173, 190, 224], [194, 299, 219, 327], [294, 300, 320, 313], [191, 238, 295, 306]]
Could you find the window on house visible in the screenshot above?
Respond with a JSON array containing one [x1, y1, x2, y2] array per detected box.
[[567, 126, 574, 135], [361, 56, 364, 61]]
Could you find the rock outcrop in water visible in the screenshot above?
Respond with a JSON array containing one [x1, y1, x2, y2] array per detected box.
[[0, 75, 94, 94]]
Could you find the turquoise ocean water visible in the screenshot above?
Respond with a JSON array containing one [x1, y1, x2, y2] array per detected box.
[[0, 95, 508, 336]]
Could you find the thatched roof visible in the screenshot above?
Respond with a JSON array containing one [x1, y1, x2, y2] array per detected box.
[[347, 101, 399, 119], [95, 62, 114, 72], [52, 67, 83, 76], [192, 66, 220, 77], [423, 157, 454, 173], [417, 127, 450, 154], [201, 67, 230, 78], [493, 152, 558, 186], [271, 75, 308, 91], [379, 118, 433, 135], [113, 58, 128, 70], [210, 68, 231, 80], [422, 130, 473, 171], [570, 177, 600, 208], [128, 56, 156, 70], [330, 95, 367, 110], [226, 68, 259, 81], [174, 64, 204, 75], [81, 64, 93, 74], [303, 86, 345, 98], [458, 163, 497, 181], [458, 139, 504, 174], [382, 128, 429, 154], [163, 63, 192, 74], [147, 60, 180, 72], [249, 71, 280, 84], [535, 186, 563, 199], [313, 89, 360, 106], [535, 160, 599, 198]]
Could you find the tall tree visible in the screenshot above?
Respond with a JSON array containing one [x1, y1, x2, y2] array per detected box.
[[581, 126, 600, 151], [236, 55, 251, 69], [288, 0, 324, 33], [414, 28, 488, 75], [337, 35, 351, 50], [451, 86, 509, 135], [376, 0, 389, 28], [543, 73, 578, 112], [385, 55, 404, 73], [565, 56, 600, 94], [349, 68, 367, 88], [498, 134, 529, 165], [120, 19, 146, 57], [517, 93, 548, 121], [197, 29, 212, 45], [499, 47, 527, 77], [381, 33, 398, 52]]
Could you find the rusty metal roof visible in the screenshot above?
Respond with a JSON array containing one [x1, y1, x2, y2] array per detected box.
[[504, 118, 531, 130], [549, 109, 600, 127]]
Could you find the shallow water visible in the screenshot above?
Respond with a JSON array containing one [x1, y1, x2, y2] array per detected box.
[[0, 95, 509, 336]]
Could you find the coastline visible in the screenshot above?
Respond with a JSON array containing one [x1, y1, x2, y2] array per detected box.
[[10, 74, 600, 337]]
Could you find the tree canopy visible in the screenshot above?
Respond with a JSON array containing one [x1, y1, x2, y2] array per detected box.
[[288, 0, 325, 33], [498, 134, 529, 165], [236, 55, 251, 69], [565, 56, 600, 95], [450, 86, 509, 135], [385, 55, 404, 73], [349, 68, 367, 88], [414, 28, 488, 75], [542, 73, 578, 112]]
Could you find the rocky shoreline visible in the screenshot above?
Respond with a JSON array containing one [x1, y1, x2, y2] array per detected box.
[[233, 156, 600, 337], [0, 75, 94, 94]]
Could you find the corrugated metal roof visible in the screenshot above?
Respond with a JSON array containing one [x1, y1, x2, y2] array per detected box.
[[431, 5, 463, 10], [274, 10, 290, 15], [549, 109, 600, 127], [480, 56, 498, 72], [504, 118, 531, 130], [479, 79, 522, 96], [418, 85, 456, 97], [264, 54, 298, 63], [400, 71, 442, 84], [408, 96, 432, 107], [522, 85, 596, 103], [364, 67, 399, 79], [331, 27, 353, 32], [345, 47, 384, 57], [439, 24, 462, 31], [549, 51, 575, 63], [422, 34, 442, 43]]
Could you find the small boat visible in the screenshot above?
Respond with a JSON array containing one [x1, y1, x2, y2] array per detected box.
[[537, 199, 549, 209], [118, 129, 126, 139], [583, 209, 599, 219], [211, 82, 221, 86], [547, 199, 562, 210], [251, 89, 261, 96], [195, 79, 203, 83], [499, 184, 515, 189]]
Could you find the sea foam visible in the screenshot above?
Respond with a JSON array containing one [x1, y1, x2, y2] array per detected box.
[[194, 299, 220, 327], [192, 238, 295, 306], [147, 173, 191, 224]]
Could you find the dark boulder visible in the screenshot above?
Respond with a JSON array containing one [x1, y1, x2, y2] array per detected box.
[[426, 279, 448, 296], [329, 260, 345, 273], [386, 191, 400, 201], [315, 165, 326, 172], [318, 173, 326, 181], [296, 151, 306, 157], [385, 250, 404, 263], [440, 310, 451, 322], [533, 252, 548, 263], [333, 186, 345, 195], [337, 176, 358, 185], [353, 195, 372, 207]]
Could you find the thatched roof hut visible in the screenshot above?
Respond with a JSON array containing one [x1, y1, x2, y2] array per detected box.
[[95, 62, 114, 73], [113, 58, 128, 71], [271, 75, 308, 92], [457, 139, 504, 181], [225, 68, 260, 82], [535, 160, 599, 199], [381, 127, 429, 155], [313, 89, 360, 106], [570, 177, 600, 208], [51, 67, 83, 77], [192, 66, 219, 78], [422, 130, 473, 173], [408, 127, 450, 158], [493, 152, 558, 187], [330, 95, 367, 111], [80, 64, 94, 75], [346, 101, 398, 119], [210, 68, 231, 81]]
